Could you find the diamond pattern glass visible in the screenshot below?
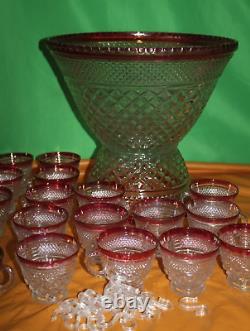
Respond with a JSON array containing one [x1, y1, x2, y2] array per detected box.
[[16, 233, 79, 303], [160, 228, 220, 297], [185, 200, 240, 234], [189, 179, 239, 201], [25, 183, 75, 217], [35, 164, 79, 187], [0, 187, 12, 236], [219, 224, 250, 291], [74, 182, 124, 207], [74, 203, 128, 275], [36, 152, 80, 168], [12, 204, 68, 241], [97, 227, 157, 288], [43, 32, 237, 201], [132, 197, 185, 238], [0, 153, 33, 193]]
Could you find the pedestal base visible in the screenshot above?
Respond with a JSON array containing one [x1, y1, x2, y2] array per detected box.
[[86, 147, 189, 201]]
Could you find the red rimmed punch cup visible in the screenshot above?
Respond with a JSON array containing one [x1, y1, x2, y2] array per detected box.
[[24, 183, 75, 217], [16, 233, 79, 304], [185, 199, 246, 234], [0, 153, 33, 193], [160, 227, 220, 316], [219, 223, 250, 291], [96, 227, 157, 289], [132, 197, 185, 238], [186, 178, 239, 202], [74, 203, 129, 275], [74, 182, 125, 207], [11, 203, 68, 241], [34, 164, 79, 187], [0, 187, 12, 236], [0, 165, 23, 212], [36, 152, 80, 169]]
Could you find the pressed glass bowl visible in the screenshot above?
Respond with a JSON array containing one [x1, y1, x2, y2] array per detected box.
[[16, 233, 79, 303], [43, 32, 238, 201], [219, 223, 250, 291], [11, 203, 68, 241], [36, 152, 80, 168], [132, 197, 185, 237]]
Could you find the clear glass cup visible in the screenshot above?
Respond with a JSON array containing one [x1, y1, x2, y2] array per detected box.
[[219, 223, 250, 291], [24, 183, 75, 217], [36, 152, 80, 169], [74, 203, 128, 275], [132, 197, 185, 238], [0, 187, 12, 236], [160, 227, 220, 315], [188, 178, 239, 202], [0, 165, 23, 212], [185, 199, 244, 234], [34, 164, 79, 187], [16, 233, 79, 303], [0, 246, 14, 295], [97, 227, 157, 289], [11, 203, 68, 241], [74, 182, 124, 207], [0, 153, 33, 193]]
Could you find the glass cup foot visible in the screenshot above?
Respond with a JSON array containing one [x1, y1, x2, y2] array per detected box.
[[227, 275, 250, 292], [179, 297, 208, 316], [31, 288, 67, 304]]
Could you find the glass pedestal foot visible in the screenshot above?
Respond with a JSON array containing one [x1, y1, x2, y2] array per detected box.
[[179, 297, 208, 317]]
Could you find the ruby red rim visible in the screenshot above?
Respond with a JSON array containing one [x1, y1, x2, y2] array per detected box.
[[0, 153, 33, 167], [0, 165, 23, 184], [218, 224, 250, 256], [190, 178, 239, 201], [35, 164, 79, 185], [74, 181, 124, 202], [74, 203, 128, 232], [97, 226, 157, 261], [12, 203, 68, 231], [132, 197, 185, 224], [44, 32, 238, 61], [0, 186, 12, 206], [16, 233, 79, 268], [36, 152, 80, 167], [185, 200, 240, 224], [159, 227, 220, 260], [25, 182, 74, 204]]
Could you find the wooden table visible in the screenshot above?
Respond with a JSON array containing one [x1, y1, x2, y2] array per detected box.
[[0, 161, 250, 331]]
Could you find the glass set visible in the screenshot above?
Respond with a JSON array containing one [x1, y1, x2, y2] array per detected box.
[[0, 156, 248, 314]]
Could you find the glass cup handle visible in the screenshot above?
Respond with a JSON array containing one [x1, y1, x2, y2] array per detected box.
[[239, 213, 248, 224], [85, 255, 105, 277], [0, 264, 14, 295]]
